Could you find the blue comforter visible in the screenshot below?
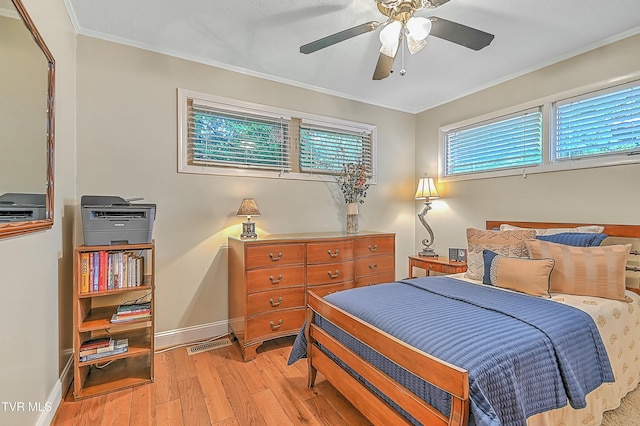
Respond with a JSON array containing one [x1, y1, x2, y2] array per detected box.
[[288, 277, 614, 426]]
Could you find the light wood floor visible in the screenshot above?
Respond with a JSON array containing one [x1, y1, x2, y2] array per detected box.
[[52, 336, 372, 426]]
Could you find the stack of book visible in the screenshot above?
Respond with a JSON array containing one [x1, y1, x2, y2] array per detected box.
[[110, 301, 151, 323], [79, 338, 129, 362]]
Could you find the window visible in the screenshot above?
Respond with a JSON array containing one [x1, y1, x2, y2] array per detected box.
[[299, 120, 373, 174], [178, 89, 376, 181], [554, 82, 640, 161], [440, 79, 640, 181], [444, 108, 542, 176], [188, 99, 291, 172]]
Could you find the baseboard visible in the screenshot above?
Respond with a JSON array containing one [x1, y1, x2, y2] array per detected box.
[[154, 319, 230, 350], [37, 354, 73, 426]]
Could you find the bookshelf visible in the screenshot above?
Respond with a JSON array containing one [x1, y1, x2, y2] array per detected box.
[[72, 241, 155, 400]]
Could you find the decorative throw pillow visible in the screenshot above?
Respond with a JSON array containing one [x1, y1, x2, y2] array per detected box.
[[482, 250, 554, 297], [465, 228, 537, 280], [526, 239, 631, 301], [536, 232, 608, 247], [499, 224, 605, 236]]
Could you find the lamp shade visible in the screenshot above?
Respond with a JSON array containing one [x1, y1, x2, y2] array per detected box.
[[379, 20, 402, 57], [415, 177, 440, 200], [236, 198, 261, 217]]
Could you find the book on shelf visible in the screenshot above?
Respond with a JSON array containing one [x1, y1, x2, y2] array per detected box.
[[79, 339, 128, 362], [80, 252, 90, 293], [98, 250, 107, 291], [79, 340, 118, 356], [111, 312, 151, 323], [92, 252, 98, 292], [79, 337, 112, 351], [117, 302, 151, 312]]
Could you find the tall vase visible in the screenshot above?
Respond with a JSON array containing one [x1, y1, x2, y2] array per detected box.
[[346, 202, 359, 234]]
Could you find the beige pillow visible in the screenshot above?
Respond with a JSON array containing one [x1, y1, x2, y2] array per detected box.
[[526, 239, 631, 301], [486, 255, 555, 297], [465, 228, 537, 280], [499, 224, 604, 236]]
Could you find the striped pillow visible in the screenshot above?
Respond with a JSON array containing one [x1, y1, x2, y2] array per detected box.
[[526, 239, 631, 301]]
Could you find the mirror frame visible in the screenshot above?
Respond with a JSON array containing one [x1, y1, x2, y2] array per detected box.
[[0, 0, 55, 239]]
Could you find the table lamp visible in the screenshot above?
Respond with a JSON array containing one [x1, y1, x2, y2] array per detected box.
[[236, 198, 261, 239], [415, 177, 440, 257]]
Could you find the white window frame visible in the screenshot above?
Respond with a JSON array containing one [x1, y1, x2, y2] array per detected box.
[[439, 74, 640, 182], [178, 89, 377, 183]]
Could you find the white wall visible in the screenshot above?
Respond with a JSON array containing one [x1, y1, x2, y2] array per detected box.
[[415, 33, 640, 255], [0, 0, 76, 425], [75, 36, 417, 335]]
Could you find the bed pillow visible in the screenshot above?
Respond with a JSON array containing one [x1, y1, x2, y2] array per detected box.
[[482, 249, 554, 297], [536, 232, 608, 247], [526, 239, 631, 301], [465, 228, 537, 280], [499, 224, 605, 236]]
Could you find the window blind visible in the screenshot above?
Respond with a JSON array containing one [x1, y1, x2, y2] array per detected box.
[[445, 108, 542, 176], [299, 121, 373, 175], [555, 83, 640, 160], [187, 99, 292, 171]]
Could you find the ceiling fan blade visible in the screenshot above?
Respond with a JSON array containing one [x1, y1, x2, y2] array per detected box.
[[372, 53, 395, 80], [429, 17, 495, 51], [427, 0, 452, 6], [300, 21, 380, 54]]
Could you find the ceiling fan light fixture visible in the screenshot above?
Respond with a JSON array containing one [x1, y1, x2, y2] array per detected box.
[[406, 16, 432, 40], [407, 35, 427, 54], [379, 20, 402, 57]]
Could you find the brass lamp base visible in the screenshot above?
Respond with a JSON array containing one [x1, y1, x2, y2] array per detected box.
[[240, 221, 258, 239]]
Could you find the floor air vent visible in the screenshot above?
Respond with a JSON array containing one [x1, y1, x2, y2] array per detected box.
[[186, 337, 232, 355]]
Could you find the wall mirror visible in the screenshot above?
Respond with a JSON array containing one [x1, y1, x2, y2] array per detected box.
[[0, 0, 55, 239]]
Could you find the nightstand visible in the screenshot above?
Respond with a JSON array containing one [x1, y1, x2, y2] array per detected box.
[[408, 255, 467, 278]]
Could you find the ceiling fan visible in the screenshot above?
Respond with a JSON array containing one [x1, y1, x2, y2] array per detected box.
[[299, 0, 495, 80]]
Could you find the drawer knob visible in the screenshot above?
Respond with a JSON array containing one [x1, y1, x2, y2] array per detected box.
[[269, 297, 283, 307], [327, 270, 339, 279], [368, 244, 378, 252], [368, 263, 378, 271], [327, 249, 340, 258], [269, 274, 283, 285], [270, 319, 283, 331], [269, 252, 283, 261]]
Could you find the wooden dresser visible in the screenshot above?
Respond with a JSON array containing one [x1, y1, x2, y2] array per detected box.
[[228, 231, 395, 361]]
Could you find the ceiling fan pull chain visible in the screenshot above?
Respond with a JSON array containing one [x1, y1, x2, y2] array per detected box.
[[400, 30, 407, 76]]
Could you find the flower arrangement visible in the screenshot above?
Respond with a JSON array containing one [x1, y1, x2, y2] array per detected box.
[[336, 162, 370, 204]]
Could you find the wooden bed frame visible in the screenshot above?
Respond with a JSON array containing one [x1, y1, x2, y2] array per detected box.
[[304, 221, 640, 425]]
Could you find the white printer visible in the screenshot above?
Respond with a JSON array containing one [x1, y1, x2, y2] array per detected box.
[[81, 195, 156, 246]]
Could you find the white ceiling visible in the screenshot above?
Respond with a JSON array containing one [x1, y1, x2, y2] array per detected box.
[[64, 0, 640, 113]]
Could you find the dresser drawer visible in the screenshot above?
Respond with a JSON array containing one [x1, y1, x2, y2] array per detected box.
[[307, 261, 354, 286], [355, 272, 396, 288], [355, 255, 395, 278], [247, 287, 305, 316], [307, 281, 354, 298], [355, 235, 395, 258], [246, 265, 304, 293], [307, 240, 354, 264], [245, 243, 305, 269], [245, 309, 305, 342]]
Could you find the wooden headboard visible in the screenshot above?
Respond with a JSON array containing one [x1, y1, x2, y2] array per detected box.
[[486, 221, 640, 238], [486, 220, 640, 294]]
